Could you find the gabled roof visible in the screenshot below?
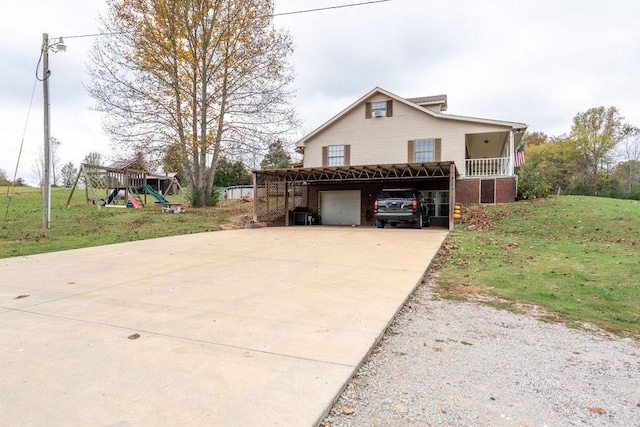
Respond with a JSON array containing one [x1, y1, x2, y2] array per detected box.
[[296, 87, 527, 150], [406, 94, 448, 111]]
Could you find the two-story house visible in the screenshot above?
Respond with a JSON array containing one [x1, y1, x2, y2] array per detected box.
[[253, 87, 527, 229]]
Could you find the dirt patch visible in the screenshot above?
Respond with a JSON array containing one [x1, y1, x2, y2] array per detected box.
[[220, 213, 253, 230]]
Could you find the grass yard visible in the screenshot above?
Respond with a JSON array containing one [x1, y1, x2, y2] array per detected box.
[[0, 186, 253, 258], [2, 187, 638, 339], [436, 196, 640, 339]]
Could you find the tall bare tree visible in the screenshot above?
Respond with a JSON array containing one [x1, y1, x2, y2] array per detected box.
[[34, 137, 62, 186], [616, 128, 640, 196], [88, 0, 296, 206]]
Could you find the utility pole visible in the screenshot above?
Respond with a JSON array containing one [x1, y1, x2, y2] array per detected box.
[[42, 32, 51, 229], [41, 33, 65, 229]]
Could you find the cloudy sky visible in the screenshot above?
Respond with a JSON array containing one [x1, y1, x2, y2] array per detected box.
[[1, 0, 639, 184]]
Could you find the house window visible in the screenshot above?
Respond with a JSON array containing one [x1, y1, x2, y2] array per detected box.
[[414, 138, 435, 162], [423, 191, 450, 217], [366, 100, 392, 118], [327, 145, 345, 166], [371, 101, 387, 117]]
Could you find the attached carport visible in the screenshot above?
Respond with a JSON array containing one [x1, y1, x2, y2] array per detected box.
[[253, 162, 458, 230]]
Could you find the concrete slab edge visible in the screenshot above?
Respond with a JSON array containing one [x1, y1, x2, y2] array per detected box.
[[313, 235, 448, 426]]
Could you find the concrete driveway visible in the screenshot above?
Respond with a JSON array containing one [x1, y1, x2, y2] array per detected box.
[[0, 227, 447, 426]]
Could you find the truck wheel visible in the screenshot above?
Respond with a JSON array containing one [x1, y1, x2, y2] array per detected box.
[[375, 219, 384, 228], [414, 212, 423, 229]]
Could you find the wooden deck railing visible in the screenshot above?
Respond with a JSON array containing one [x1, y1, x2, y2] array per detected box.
[[465, 157, 511, 177]]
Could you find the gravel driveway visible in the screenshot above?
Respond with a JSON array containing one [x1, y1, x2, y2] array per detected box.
[[323, 274, 640, 426]]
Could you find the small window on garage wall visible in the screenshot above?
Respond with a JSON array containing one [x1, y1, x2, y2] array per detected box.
[[408, 138, 441, 162]]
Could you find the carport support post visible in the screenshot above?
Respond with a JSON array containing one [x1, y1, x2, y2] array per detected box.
[[449, 163, 456, 231], [284, 179, 289, 226], [252, 172, 258, 223]]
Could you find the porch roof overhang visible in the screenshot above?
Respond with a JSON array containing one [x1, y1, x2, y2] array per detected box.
[[254, 161, 458, 184]]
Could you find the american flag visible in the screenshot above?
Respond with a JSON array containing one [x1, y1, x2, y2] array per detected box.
[[514, 145, 525, 167]]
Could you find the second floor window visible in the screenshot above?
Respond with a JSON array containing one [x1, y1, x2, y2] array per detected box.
[[366, 100, 392, 118], [414, 138, 435, 162], [371, 101, 387, 117], [328, 145, 345, 166]]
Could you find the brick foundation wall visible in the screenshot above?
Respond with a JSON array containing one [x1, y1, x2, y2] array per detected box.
[[456, 178, 480, 205], [495, 176, 517, 203], [455, 177, 516, 205]]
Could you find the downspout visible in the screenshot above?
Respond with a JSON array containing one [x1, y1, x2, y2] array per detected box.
[[449, 163, 456, 231]]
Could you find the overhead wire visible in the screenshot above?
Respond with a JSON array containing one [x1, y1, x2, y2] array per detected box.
[[274, 0, 391, 17], [58, 0, 393, 39], [4, 76, 39, 222]]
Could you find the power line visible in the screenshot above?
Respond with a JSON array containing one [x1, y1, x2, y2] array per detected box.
[[275, 0, 391, 17], [60, 0, 392, 39]]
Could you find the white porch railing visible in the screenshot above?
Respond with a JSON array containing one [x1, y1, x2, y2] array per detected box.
[[465, 157, 511, 177]]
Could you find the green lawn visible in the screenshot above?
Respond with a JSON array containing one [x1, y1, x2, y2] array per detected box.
[[3, 188, 638, 339], [436, 196, 640, 339], [0, 186, 252, 258]]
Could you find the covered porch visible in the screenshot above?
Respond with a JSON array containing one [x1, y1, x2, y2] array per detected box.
[[465, 129, 525, 177]]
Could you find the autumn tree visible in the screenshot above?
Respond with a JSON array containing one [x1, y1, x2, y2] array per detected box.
[[88, 0, 296, 206], [522, 131, 549, 147], [569, 106, 634, 190]]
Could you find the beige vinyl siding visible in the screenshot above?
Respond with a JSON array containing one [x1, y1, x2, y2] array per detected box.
[[303, 98, 510, 177]]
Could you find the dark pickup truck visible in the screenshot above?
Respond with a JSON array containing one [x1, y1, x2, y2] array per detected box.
[[373, 188, 430, 229]]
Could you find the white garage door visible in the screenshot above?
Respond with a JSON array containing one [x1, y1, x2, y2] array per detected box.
[[319, 190, 361, 226]]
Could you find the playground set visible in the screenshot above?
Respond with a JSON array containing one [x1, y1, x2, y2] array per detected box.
[[66, 161, 185, 213]]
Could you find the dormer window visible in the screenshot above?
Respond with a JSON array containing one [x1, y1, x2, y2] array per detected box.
[[371, 101, 386, 117], [365, 100, 393, 118]]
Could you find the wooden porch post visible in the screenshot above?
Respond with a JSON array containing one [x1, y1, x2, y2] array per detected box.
[[509, 130, 515, 176], [449, 162, 456, 231]]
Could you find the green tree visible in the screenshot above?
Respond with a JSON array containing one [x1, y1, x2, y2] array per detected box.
[[516, 136, 582, 198], [60, 162, 78, 188], [260, 139, 292, 169], [214, 157, 252, 187], [88, 0, 296, 206], [612, 160, 640, 198], [570, 106, 634, 191], [0, 169, 9, 186]]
